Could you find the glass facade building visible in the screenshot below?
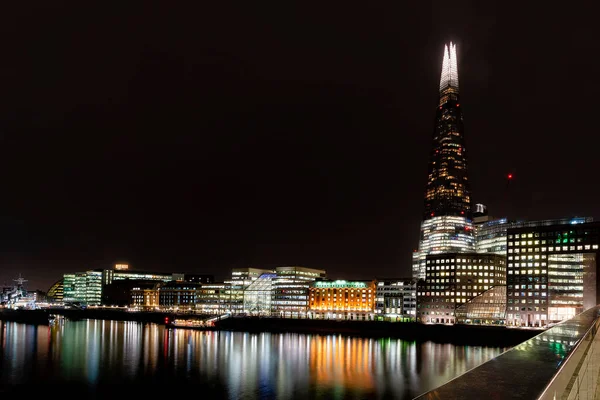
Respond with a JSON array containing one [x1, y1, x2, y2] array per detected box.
[[62, 269, 185, 306], [413, 43, 475, 279], [46, 278, 64, 303], [243, 273, 276, 316], [455, 285, 507, 325], [506, 221, 600, 328], [417, 253, 506, 324], [225, 267, 273, 313], [63, 272, 88, 304], [271, 266, 327, 317], [475, 217, 593, 256], [196, 283, 239, 314]]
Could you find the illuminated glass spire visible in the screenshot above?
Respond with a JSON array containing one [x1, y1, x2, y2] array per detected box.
[[439, 42, 459, 94], [412, 43, 475, 280]]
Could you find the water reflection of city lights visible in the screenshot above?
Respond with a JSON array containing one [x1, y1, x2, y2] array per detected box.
[[0, 320, 505, 399]]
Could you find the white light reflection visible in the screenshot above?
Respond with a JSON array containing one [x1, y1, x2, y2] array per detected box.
[[0, 321, 506, 399]]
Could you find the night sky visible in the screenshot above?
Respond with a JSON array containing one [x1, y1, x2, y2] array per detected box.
[[0, 3, 598, 290]]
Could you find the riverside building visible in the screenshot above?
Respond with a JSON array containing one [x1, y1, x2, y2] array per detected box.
[[475, 214, 592, 256], [506, 221, 600, 328], [375, 279, 417, 321], [62, 264, 210, 306], [271, 266, 327, 317], [417, 253, 506, 324], [308, 280, 376, 320]]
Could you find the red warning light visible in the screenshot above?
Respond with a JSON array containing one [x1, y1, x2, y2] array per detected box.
[[430, 212, 435, 217], [164, 317, 169, 324], [508, 173, 513, 180], [460, 211, 465, 215]]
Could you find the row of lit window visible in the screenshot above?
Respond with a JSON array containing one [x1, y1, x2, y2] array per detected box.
[[427, 265, 501, 270], [508, 270, 546, 275], [509, 261, 545, 267], [310, 299, 370, 303], [510, 238, 594, 246], [509, 231, 597, 239], [510, 284, 547, 290], [310, 289, 372, 293], [507, 314, 547, 321], [456, 278, 495, 284], [509, 245, 598, 253], [420, 290, 487, 298], [508, 292, 547, 297], [427, 258, 498, 264], [508, 299, 547, 304]]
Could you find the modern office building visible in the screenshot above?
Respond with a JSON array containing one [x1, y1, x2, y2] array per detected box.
[[375, 279, 417, 321], [196, 283, 238, 314], [308, 280, 376, 320], [455, 285, 507, 325], [412, 42, 475, 280], [158, 282, 202, 309], [242, 273, 276, 316], [271, 266, 327, 317], [62, 268, 189, 306], [63, 272, 89, 304], [417, 253, 506, 324], [475, 216, 592, 256], [227, 267, 274, 287], [506, 221, 600, 328], [224, 267, 273, 313]]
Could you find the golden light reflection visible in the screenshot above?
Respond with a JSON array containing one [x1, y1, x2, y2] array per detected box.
[[0, 320, 506, 399]]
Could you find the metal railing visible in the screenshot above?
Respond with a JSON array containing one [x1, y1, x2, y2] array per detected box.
[[415, 306, 600, 400], [539, 310, 600, 400]]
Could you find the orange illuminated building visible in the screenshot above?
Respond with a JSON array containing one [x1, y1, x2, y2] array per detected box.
[[308, 280, 376, 320]]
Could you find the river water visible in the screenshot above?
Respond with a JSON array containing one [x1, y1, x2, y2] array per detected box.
[[0, 319, 506, 399]]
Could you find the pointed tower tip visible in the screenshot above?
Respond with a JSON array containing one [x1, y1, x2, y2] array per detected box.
[[439, 42, 459, 94]]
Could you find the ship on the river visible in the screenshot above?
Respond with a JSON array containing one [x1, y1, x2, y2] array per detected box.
[[0, 275, 39, 310]]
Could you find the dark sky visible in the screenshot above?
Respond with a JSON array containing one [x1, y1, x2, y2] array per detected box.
[[0, 2, 599, 290]]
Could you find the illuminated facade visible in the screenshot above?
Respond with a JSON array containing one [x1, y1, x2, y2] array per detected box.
[[308, 280, 376, 320], [417, 253, 506, 324], [455, 285, 507, 325], [243, 273, 276, 316], [225, 267, 273, 313], [475, 217, 592, 256], [130, 282, 160, 309], [158, 282, 202, 310], [506, 222, 600, 328], [375, 279, 417, 321], [62, 268, 186, 306], [46, 278, 64, 303], [272, 266, 327, 317], [63, 272, 89, 305], [196, 283, 239, 314], [413, 43, 474, 279]]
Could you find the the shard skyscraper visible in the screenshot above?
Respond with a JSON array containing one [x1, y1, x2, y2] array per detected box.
[[412, 43, 475, 280]]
